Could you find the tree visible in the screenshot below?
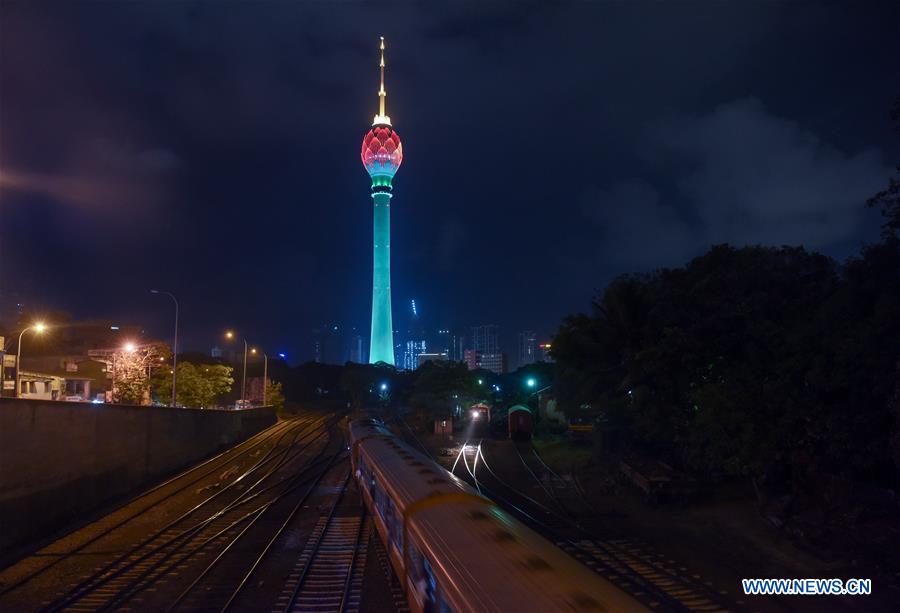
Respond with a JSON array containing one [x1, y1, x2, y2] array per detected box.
[[113, 343, 169, 405], [266, 380, 285, 411], [553, 243, 899, 505], [867, 97, 900, 236], [409, 360, 476, 416], [340, 363, 381, 409], [153, 362, 233, 408]]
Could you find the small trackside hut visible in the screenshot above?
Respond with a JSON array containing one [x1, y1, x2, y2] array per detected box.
[[507, 404, 533, 440]]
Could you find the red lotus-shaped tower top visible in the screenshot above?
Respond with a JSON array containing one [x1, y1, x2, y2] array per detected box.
[[361, 37, 402, 179], [361, 126, 402, 177]]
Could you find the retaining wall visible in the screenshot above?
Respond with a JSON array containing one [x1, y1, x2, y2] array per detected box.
[[0, 398, 276, 555]]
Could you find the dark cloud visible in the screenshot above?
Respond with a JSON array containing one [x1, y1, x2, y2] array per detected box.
[[582, 98, 889, 272], [581, 180, 695, 269], [0, 2, 897, 357], [651, 98, 888, 248], [1, 139, 181, 229]]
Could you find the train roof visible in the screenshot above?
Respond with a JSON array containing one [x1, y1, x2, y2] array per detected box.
[[410, 501, 643, 612], [354, 426, 646, 612], [508, 404, 532, 413], [348, 417, 392, 443]]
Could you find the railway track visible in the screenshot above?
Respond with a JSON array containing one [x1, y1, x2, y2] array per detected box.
[[369, 528, 410, 613], [0, 416, 310, 599], [276, 473, 368, 613], [26, 415, 342, 612], [393, 414, 732, 612], [478, 441, 734, 612], [170, 449, 348, 612]]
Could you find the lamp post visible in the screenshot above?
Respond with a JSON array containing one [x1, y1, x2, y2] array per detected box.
[[14, 322, 46, 398], [250, 348, 268, 406], [150, 289, 179, 407], [226, 331, 248, 407]]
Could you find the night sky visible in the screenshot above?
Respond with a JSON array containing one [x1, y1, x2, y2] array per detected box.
[[1, 2, 898, 360]]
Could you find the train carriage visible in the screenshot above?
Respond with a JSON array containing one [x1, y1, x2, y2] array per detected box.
[[469, 402, 490, 422], [350, 418, 646, 612]]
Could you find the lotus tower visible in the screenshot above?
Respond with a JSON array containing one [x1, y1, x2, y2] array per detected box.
[[361, 37, 403, 365]]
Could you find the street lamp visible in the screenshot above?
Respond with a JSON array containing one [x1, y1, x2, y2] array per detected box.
[[251, 348, 269, 406], [150, 289, 179, 407], [14, 322, 46, 398], [112, 341, 138, 401], [526, 377, 536, 388], [225, 331, 248, 407]]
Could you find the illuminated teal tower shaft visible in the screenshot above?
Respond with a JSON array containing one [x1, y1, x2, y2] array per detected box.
[[361, 37, 402, 366], [369, 187, 394, 364]]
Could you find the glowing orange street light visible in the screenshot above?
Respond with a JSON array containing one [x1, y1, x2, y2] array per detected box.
[[14, 322, 47, 398], [225, 331, 248, 406]]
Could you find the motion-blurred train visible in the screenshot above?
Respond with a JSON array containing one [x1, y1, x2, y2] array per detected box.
[[349, 418, 645, 612]]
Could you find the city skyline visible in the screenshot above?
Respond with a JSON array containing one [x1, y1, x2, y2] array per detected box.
[[1, 3, 898, 609], [1, 3, 898, 364]]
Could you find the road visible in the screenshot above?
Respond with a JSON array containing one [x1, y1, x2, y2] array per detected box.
[[0, 413, 405, 613]]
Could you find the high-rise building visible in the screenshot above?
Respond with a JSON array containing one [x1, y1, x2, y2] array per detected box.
[[349, 334, 365, 363], [436, 328, 466, 362], [479, 353, 507, 374], [463, 348, 506, 374], [362, 37, 403, 366], [449, 332, 466, 362], [312, 325, 346, 364], [312, 327, 324, 363], [472, 325, 500, 355], [436, 329, 450, 353], [518, 330, 537, 368], [401, 340, 427, 371], [538, 342, 555, 363], [417, 352, 448, 368]]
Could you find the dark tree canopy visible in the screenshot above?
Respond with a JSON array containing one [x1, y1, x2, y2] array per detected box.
[[867, 97, 900, 235], [553, 243, 900, 495]]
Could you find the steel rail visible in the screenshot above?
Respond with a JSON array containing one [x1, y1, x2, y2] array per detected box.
[[101, 439, 343, 612], [390, 413, 688, 610], [337, 508, 368, 613], [41, 416, 333, 612], [476, 444, 722, 612], [218, 447, 347, 612], [513, 443, 571, 516], [283, 471, 354, 612], [0, 416, 302, 597], [170, 446, 347, 612]]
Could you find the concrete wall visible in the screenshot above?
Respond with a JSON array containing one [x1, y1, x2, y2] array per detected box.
[[0, 398, 276, 555]]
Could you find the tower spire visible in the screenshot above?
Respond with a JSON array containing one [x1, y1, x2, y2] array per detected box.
[[374, 36, 391, 126]]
